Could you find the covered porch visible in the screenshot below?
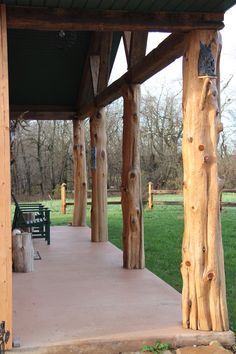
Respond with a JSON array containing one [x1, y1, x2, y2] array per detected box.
[[12, 226, 234, 353], [0, 0, 236, 351]]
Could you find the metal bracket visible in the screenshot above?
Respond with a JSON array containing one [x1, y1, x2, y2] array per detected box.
[[0, 321, 10, 354]]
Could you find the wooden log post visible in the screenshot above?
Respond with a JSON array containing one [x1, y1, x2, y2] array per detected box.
[[72, 119, 87, 226], [60, 183, 66, 214], [90, 108, 108, 242], [121, 84, 144, 269], [148, 182, 154, 209], [181, 30, 229, 331], [12, 232, 34, 273], [0, 4, 12, 348]]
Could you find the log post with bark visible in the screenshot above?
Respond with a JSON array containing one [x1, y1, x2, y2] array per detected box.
[[121, 84, 144, 269], [90, 108, 108, 242], [181, 30, 229, 331], [72, 119, 87, 226]]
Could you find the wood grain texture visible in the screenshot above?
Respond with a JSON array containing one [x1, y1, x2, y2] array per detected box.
[[78, 33, 186, 118], [90, 108, 108, 242], [60, 183, 66, 214], [12, 232, 34, 273], [6, 6, 224, 31], [181, 30, 228, 331], [72, 119, 87, 227], [121, 84, 144, 269], [0, 4, 12, 349]]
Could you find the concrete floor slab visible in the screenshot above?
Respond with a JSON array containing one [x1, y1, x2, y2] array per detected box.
[[12, 226, 234, 354]]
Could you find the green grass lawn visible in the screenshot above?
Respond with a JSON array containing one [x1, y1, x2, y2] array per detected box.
[[14, 194, 236, 332]]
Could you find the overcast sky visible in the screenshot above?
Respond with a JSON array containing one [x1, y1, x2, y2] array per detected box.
[[110, 5, 236, 93]]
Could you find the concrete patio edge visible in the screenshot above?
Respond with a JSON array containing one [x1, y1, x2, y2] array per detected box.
[[11, 330, 235, 354]]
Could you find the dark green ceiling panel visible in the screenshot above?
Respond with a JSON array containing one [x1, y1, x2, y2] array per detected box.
[[8, 30, 91, 106], [7, 29, 121, 107], [99, 0, 115, 10], [0, 0, 236, 11]]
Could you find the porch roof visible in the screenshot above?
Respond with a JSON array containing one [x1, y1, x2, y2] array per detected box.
[[1, 0, 235, 12], [3, 0, 236, 120]]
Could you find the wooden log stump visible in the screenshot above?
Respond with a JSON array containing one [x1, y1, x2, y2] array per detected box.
[[72, 119, 87, 226], [12, 232, 34, 273], [121, 84, 144, 269], [181, 30, 229, 331], [90, 108, 108, 242]]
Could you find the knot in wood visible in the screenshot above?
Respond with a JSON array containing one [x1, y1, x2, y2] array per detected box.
[[185, 261, 191, 267], [217, 122, 223, 133], [188, 299, 192, 308], [131, 216, 136, 225], [101, 150, 106, 159], [207, 272, 215, 281], [198, 144, 204, 151], [212, 89, 217, 97], [133, 113, 138, 121], [82, 182, 86, 187], [204, 155, 209, 163], [188, 137, 193, 143], [202, 246, 206, 253], [130, 171, 136, 179]]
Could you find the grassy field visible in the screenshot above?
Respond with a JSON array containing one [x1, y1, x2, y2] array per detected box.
[[15, 193, 236, 332]]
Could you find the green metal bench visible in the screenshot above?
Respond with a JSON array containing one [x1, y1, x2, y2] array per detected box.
[[12, 194, 51, 245]]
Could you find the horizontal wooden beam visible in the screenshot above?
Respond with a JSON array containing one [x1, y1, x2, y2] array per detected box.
[[6, 6, 224, 32], [78, 33, 186, 118], [10, 111, 77, 120]]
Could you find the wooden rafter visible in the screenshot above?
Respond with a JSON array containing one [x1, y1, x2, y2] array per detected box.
[[77, 32, 114, 109], [124, 31, 148, 68], [6, 6, 224, 32], [78, 32, 186, 118]]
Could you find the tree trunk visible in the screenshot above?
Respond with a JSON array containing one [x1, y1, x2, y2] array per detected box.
[[0, 5, 12, 348], [121, 84, 144, 269], [37, 121, 45, 196], [181, 30, 228, 331], [90, 108, 108, 242], [73, 119, 87, 226]]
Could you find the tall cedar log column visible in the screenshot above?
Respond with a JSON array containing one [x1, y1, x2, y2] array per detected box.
[[90, 108, 108, 242], [72, 119, 87, 226], [121, 84, 144, 269], [0, 4, 12, 349], [181, 30, 229, 331]]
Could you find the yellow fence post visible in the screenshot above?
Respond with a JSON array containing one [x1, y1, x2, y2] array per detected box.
[[148, 182, 153, 209], [61, 183, 66, 214]]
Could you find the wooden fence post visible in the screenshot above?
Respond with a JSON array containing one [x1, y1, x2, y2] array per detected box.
[[181, 30, 228, 331], [0, 4, 12, 349], [61, 183, 66, 214], [148, 182, 154, 209], [121, 84, 144, 269]]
